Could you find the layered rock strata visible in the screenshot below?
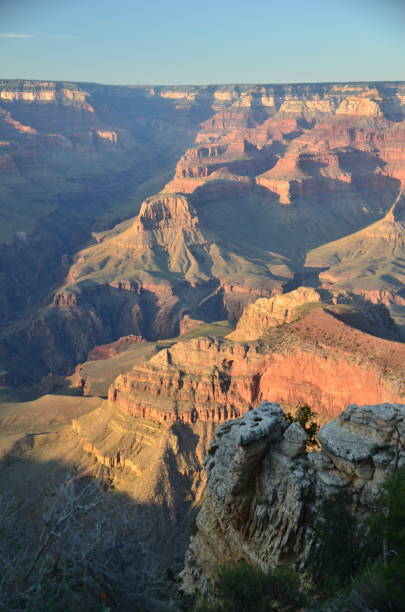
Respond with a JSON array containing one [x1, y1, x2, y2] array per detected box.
[[228, 287, 322, 341], [108, 307, 404, 424], [48, 80, 405, 369], [181, 401, 405, 593], [2, 80, 405, 382], [228, 287, 400, 342]]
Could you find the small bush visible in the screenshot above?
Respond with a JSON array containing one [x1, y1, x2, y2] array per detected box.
[[0, 474, 167, 611], [350, 561, 394, 612], [308, 489, 366, 592], [313, 467, 405, 610], [194, 560, 306, 611], [285, 404, 320, 449], [365, 466, 405, 611]]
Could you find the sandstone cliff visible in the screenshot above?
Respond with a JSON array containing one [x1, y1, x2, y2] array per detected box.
[[228, 287, 322, 341], [181, 401, 405, 593], [46, 80, 405, 371], [0, 388, 216, 593], [108, 306, 404, 424], [228, 286, 400, 342]]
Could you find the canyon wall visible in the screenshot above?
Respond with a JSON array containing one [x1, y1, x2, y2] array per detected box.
[[108, 306, 404, 424], [306, 194, 405, 316], [2, 80, 405, 383]]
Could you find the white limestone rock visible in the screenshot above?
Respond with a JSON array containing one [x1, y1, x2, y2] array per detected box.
[[181, 402, 405, 594], [280, 422, 309, 457]]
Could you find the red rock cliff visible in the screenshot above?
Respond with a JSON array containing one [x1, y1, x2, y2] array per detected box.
[[108, 309, 404, 425]]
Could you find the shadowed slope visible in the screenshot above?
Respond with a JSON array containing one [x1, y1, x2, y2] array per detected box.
[[306, 194, 405, 334]]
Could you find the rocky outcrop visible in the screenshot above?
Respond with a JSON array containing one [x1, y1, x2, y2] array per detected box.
[[71, 401, 216, 502], [181, 401, 405, 593], [86, 335, 145, 361], [108, 307, 404, 424], [228, 286, 401, 342], [0, 387, 215, 585], [165, 140, 269, 194], [228, 287, 322, 341], [120, 193, 208, 261], [179, 315, 205, 335], [0, 81, 93, 109], [3, 280, 185, 383]]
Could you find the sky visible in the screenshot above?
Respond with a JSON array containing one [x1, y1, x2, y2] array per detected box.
[[0, 0, 404, 85]]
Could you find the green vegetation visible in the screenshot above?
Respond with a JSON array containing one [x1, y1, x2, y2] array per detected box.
[[295, 300, 325, 318], [309, 467, 405, 610], [192, 468, 405, 612], [285, 404, 320, 449], [308, 489, 367, 591], [193, 561, 306, 612], [158, 320, 235, 346], [364, 466, 405, 610]]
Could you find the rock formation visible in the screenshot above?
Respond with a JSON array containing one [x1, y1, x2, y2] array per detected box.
[[181, 401, 405, 593], [108, 304, 404, 424], [228, 287, 322, 341], [228, 286, 400, 342], [306, 194, 405, 313], [0, 388, 216, 587], [1, 79, 405, 608], [179, 315, 206, 335], [86, 335, 145, 361], [1, 80, 405, 383]]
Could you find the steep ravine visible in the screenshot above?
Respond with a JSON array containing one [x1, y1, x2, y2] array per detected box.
[[0, 85, 216, 382]]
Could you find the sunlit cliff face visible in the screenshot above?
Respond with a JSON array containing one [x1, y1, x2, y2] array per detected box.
[[0, 80, 404, 387]]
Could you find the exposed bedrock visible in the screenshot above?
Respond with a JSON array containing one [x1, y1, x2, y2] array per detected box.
[[3, 183, 292, 382], [181, 401, 405, 593], [228, 287, 323, 341], [2, 271, 283, 384], [305, 195, 405, 319], [229, 286, 400, 342], [2, 280, 187, 383], [108, 308, 404, 425], [3, 81, 405, 383], [0, 81, 217, 375]]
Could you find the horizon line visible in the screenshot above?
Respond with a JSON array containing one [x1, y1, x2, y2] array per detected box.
[[0, 77, 404, 88]]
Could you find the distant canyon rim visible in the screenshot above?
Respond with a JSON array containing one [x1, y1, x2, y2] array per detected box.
[[0, 79, 404, 606]]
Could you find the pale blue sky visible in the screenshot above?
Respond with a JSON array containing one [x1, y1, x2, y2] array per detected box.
[[0, 0, 404, 85]]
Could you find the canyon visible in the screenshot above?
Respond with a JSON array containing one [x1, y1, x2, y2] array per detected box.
[[1, 80, 405, 383], [0, 79, 404, 608], [107, 298, 404, 426]]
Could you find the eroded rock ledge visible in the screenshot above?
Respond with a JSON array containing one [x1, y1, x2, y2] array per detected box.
[[181, 401, 405, 593], [108, 317, 404, 424]]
